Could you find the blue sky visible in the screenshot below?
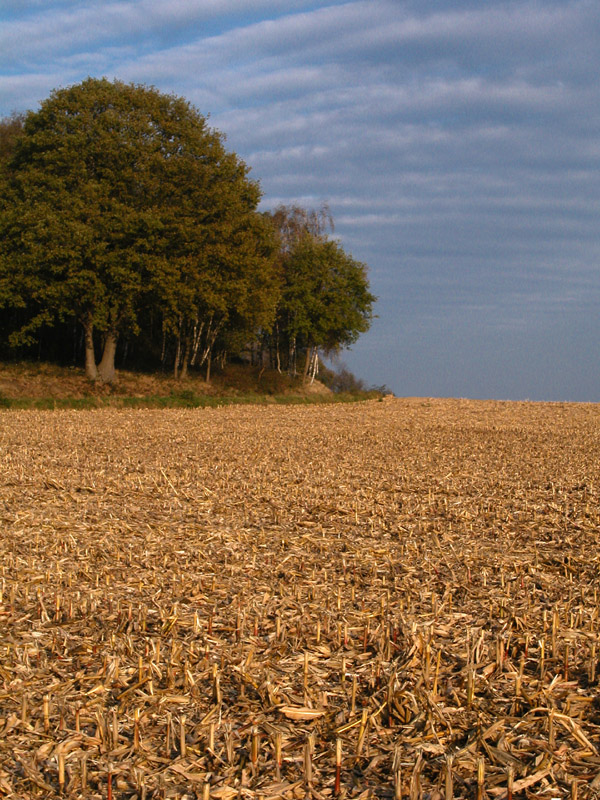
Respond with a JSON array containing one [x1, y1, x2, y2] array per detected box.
[[1, 0, 599, 400]]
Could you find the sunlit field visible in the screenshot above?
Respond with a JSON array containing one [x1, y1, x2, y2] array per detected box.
[[1, 399, 600, 799]]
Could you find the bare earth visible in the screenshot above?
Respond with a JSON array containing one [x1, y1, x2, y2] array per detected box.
[[1, 398, 600, 798]]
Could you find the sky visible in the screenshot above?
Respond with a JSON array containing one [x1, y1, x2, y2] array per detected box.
[[1, 1, 599, 401]]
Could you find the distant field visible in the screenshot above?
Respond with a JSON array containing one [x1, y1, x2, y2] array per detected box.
[[1, 399, 600, 799]]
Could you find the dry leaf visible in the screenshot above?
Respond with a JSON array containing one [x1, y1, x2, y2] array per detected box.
[[279, 706, 326, 720]]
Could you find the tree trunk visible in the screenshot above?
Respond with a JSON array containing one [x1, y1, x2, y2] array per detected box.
[[289, 337, 297, 376], [275, 324, 281, 373], [161, 323, 167, 368], [173, 318, 182, 378], [302, 345, 313, 385], [173, 338, 181, 379], [82, 318, 98, 381], [98, 330, 118, 383], [206, 348, 212, 383], [180, 337, 190, 379], [190, 321, 204, 366], [310, 350, 319, 383]]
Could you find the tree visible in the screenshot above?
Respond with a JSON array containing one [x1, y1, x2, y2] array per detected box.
[[156, 186, 279, 380], [0, 78, 274, 381], [267, 206, 376, 381], [269, 203, 334, 251], [0, 115, 25, 355], [285, 235, 375, 382], [0, 113, 24, 165]]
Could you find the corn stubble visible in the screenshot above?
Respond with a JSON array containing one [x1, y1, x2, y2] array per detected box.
[[1, 398, 600, 799]]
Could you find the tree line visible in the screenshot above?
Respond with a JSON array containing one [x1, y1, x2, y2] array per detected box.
[[0, 78, 375, 383]]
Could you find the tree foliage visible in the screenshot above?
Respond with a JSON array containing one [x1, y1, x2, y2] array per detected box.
[[0, 78, 276, 381], [0, 112, 24, 166], [0, 81, 375, 384], [265, 205, 375, 381]]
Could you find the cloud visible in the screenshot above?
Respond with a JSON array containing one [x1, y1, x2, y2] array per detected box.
[[0, 1, 355, 70], [1, 0, 599, 398]]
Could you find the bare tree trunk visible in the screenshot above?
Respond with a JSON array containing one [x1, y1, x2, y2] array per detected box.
[[98, 330, 118, 383], [180, 336, 190, 379], [302, 345, 313, 385], [275, 324, 281, 373], [195, 316, 222, 383], [289, 337, 297, 376], [190, 320, 204, 366], [82, 317, 98, 381], [161, 322, 167, 368], [173, 317, 185, 379], [173, 335, 181, 379], [310, 349, 319, 383]]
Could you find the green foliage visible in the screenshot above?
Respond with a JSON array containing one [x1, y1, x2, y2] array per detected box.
[[0, 113, 24, 167], [281, 235, 375, 350], [0, 83, 377, 385], [0, 78, 276, 381], [265, 205, 376, 377]]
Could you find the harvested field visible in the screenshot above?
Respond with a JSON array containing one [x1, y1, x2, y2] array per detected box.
[[1, 397, 600, 799]]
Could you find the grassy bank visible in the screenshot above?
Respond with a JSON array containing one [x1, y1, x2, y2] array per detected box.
[[0, 390, 383, 410], [0, 361, 384, 409]]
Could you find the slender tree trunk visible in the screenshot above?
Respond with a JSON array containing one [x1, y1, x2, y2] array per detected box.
[[161, 323, 167, 368], [302, 345, 313, 385], [190, 320, 204, 366], [173, 339, 181, 379], [173, 317, 182, 378], [82, 318, 98, 381], [180, 337, 190, 379], [289, 337, 297, 376], [275, 324, 281, 373], [310, 350, 319, 384], [206, 348, 212, 383], [98, 330, 118, 383]]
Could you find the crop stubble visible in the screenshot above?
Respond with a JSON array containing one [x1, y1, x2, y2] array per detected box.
[[1, 398, 600, 799]]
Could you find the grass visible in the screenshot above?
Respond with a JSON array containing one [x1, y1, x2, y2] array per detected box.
[[0, 362, 384, 409], [0, 389, 383, 410]]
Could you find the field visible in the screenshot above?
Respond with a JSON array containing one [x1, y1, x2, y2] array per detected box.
[[1, 398, 600, 799]]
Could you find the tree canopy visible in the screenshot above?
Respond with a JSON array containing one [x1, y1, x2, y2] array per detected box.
[[0, 79, 375, 383], [0, 112, 24, 165], [265, 205, 375, 381]]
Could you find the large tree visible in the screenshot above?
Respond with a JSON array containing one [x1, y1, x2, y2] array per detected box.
[[0, 78, 275, 381]]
